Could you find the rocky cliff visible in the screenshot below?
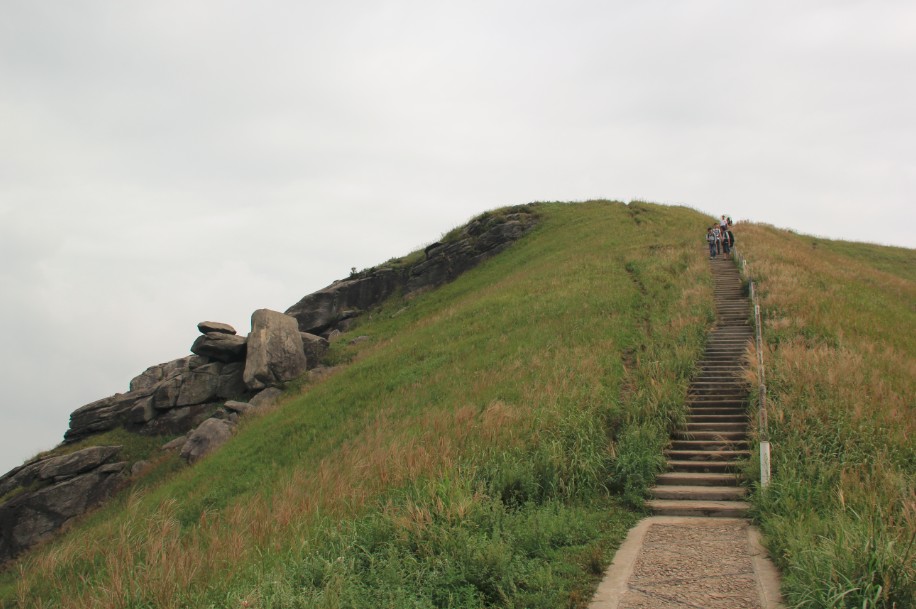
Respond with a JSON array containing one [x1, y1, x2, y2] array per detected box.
[[285, 207, 538, 335]]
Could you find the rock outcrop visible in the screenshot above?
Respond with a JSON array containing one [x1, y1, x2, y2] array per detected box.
[[285, 207, 538, 335], [0, 446, 127, 563], [0, 204, 540, 565], [65, 354, 236, 443]]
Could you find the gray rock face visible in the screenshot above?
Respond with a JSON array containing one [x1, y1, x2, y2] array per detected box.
[[197, 321, 236, 335], [177, 363, 222, 406], [300, 332, 329, 369], [129, 357, 191, 392], [217, 362, 246, 399], [285, 207, 538, 335], [190, 332, 247, 363], [65, 389, 154, 442], [285, 269, 405, 336], [37, 446, 122, 481], [139, 404, 216, 436], [152, 376, 183, 411], [0, 447, 127, 563], [243, 309, 308, 390], [179, 419, 234, 464]]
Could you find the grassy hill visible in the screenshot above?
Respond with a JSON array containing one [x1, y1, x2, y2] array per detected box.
[[2, 202, 913, 608], [735, 226, 915, 608]]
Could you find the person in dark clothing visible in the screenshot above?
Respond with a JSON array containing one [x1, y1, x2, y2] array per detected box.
[[722, 227, 735, 259]]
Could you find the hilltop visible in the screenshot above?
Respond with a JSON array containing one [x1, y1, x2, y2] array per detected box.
[[2, 201, 913, 608]]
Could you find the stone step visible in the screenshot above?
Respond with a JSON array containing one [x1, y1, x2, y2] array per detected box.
[[667, 459, 742, 473], [685, 421, 747, 430], [688, 394, 747, 402], [691, 376, 743, 382], [688, 396, 747, 404], [647, 499, 751, 518], [665, 449, 750, 461], [671, 440, 749, 452], [688, 402, 747, 409], [690, 381, 747, 389], [687, 412, 747, 421], [655, 471, 739, 487], [649, 485, 748, 501], [675, 429, 747, 440], [687, 416, 746, 423], [687, 407, 747, 423], [688, 408, 746, 417]]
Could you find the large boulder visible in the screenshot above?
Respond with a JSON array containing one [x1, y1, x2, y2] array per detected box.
[[243, 309, 308, 390], [190, 333, 247, 363], [179, 418, 234, 464], [249, 387, 284, 409], [197, 321, 236, 335], [300, 332, 329, 368]]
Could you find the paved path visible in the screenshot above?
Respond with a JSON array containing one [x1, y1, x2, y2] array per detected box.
[[589, 516, 783, 609]]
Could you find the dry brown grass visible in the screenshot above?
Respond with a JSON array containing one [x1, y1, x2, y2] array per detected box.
[[15, 395, 533, 609], [735, 223, 915, 606]]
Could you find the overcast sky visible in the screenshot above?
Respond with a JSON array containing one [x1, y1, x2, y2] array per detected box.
[[1, 0, 914, 474]]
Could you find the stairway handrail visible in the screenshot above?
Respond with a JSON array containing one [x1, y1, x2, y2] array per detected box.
[[730, 247, 771, 488]]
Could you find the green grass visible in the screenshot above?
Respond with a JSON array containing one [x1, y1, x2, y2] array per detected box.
[[2, 201, 713, 609], [737, 225, 916, 609], [5, 204, 911, 608]]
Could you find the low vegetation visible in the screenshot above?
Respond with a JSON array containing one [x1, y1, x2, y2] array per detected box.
[[1, 201, 712, 608], [737, 226, 915, 608], [6, 204, 907, 608]]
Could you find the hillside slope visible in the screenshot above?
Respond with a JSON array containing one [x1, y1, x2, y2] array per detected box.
[[737, 226, 915, 608], [5, 204, 911, 608], [3, 201, 714, 608]]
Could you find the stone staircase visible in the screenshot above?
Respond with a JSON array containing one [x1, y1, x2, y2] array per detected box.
[[647, 258, 753, 517]]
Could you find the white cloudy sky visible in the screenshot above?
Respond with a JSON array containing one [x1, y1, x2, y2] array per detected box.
[[1, 0, 914, 474]]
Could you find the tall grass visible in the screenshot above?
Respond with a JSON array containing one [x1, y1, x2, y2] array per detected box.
[[738, 225, 915, 608], [2, 201, 713, 608]]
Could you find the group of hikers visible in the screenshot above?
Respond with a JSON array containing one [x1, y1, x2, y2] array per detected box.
[[707, 215, 735, 259]]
